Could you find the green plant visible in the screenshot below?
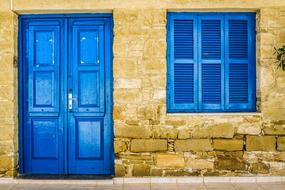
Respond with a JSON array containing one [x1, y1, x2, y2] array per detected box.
[[274, 45, 285, 70]]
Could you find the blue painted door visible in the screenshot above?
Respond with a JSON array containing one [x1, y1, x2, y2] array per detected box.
[[67, 18, 112, 174], [22, 15, 113, 174]]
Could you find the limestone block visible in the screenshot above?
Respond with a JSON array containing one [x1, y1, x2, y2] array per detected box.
[[276, 73, 285, 89], [143, 39, 166, 58], [213, 139, 244, 151], [150, 75, 166, 88], [0, 85, 14, 101], [186, 158, 214, 170], [263, 107, 285, 121], [137, 105, 155, 120], [177, 128, 191, 139], [120, 154, 153, 163], [275, 152, 285, 161], [114, 79, 141, 89], [214, 155, 246, 171], [153, 90, 165, 101], [115, 125, 151, 139], [165, 119, 186, 127], [164, 170, 191, 176], [156, 154, 184, 168], [148, 27, 166, 39], [0, 141, 14, 155], [115, 164, 125, 177], [141, 58, 166, 75], [277, 137, 285, 151], [271, 168, 285, 176], [0, 125, 14, 141], [113, 58, 138, 78], [114, 89, 141, 104], [140, 9, 166, 26], [141, 89, 152, 102], [237, 123, 262, 135], [114, 21, 147, 36], [0, 155, 12, 171], [125, 120, 139, 125], [175, 139, 212, 152], [246, 136, 276, 151], [250, 162, 270, 174], [114, 140, 128, 153], [152, 126, 178, 139], [192, 123, 234, 138], [113, 104, 137, 120], [150, 168, 163, 176], [130, 139, 167, 152], [0, 0, 10, 10], [264, 125, 285, 135], [132, 164, 151, 176], [260, 33, 275, 46], [278, 30, 285, 44]]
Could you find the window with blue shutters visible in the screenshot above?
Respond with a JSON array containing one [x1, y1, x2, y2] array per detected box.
[[167, 13, 256, 112]]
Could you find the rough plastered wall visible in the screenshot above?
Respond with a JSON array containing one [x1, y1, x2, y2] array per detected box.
[[0, 0, 18, 177], [0, 0, 284, 177]]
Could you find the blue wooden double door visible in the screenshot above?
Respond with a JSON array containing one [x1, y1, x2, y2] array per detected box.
[[21, 15, 113, 174]]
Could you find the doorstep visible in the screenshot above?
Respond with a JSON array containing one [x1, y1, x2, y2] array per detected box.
[[0, 176, 285, 185]]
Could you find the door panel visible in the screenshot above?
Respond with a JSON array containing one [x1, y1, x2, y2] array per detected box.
[[76, 118, 103, 159], [22, 15, 113, 175], [31, 119, 59, 159], [23, 19, 66, 174], [71, 23, 105, 113], [28, 25, 60, 113], [79, 31, 99, 65], [78, 71, 100, 107], [67, 19, 111, 174]]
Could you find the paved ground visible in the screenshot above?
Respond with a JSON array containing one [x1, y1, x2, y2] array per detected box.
[[1, 182, 285, 190]]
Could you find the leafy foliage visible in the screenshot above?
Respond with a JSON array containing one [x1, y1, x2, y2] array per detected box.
[[274, 45, 285, 70]]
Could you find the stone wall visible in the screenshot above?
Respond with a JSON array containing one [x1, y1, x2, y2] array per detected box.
[[112, 8, 285, 177], [0, 0, 285, 177], [0, 0, 18, 177]]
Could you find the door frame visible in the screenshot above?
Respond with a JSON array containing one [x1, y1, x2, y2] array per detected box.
[[18, 13, 114, 175]]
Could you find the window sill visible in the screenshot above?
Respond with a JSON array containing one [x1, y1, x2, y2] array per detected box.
[[166, 112, 262, 116]]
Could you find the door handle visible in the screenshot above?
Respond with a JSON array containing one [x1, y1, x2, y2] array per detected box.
[[68, 89, 76, 112]]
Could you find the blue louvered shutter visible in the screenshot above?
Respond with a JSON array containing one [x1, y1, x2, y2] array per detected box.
[[225, 15, 256, 111], [167, 14, 198, 112], [198, 16, 224, 111]]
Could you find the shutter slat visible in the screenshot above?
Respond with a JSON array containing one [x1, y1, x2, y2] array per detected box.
[[201, 20, 221, 59], [225, 15, 255, 111], [202, 64, 221, 104], [168, 15, 197, 112], [174, 63, 194, 104], [229, 63, 248, 103], [199, 18, 223, 111], [229, 20, 248, 59], [174, 20, 194, 59], [228, 20, 249, 104], [174, 19, 194, 104]]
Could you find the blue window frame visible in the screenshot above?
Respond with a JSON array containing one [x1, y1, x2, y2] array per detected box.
[[167, 12, 256, 113]]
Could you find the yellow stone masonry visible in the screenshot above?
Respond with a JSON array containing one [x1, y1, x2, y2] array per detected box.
[[0, 0, 18, 177], [0, 0, 285, 177]]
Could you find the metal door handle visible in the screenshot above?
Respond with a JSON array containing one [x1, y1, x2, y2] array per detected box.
[[68, 91, 73, 111], [68, 89, 76, 112]]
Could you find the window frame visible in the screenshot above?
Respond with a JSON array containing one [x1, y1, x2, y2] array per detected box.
[[166, 12, 256, 113]]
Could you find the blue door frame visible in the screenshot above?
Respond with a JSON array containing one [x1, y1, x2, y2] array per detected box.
[[18, 14, 114, 175]]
